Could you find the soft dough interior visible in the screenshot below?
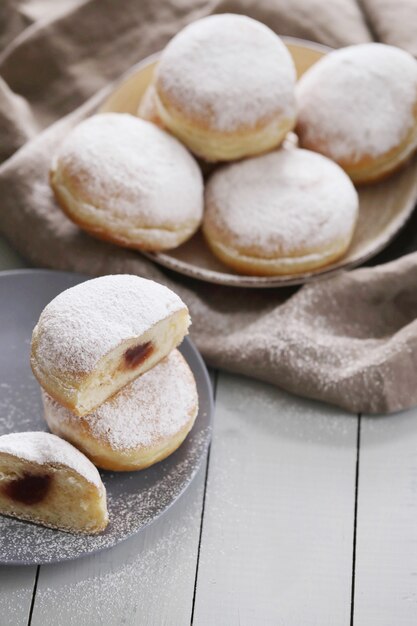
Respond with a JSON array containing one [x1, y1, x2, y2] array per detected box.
[[75, 309, 190, 415], [0, 453, 108, 534]]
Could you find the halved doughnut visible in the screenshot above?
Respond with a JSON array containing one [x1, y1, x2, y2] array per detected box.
[[31, 275, 190, 416], [0, 432, 108, 534]]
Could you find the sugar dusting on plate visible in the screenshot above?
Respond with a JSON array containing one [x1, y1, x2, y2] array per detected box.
[[0, 422, 210, 563], [0, 268, 211, 565]]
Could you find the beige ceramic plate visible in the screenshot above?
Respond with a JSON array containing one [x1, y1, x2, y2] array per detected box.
[[99, 38, 417, 288]]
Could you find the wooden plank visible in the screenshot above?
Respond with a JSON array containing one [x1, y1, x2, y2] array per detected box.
[[192, 372, 358, 626], [0, 566, 37, 626], [30, 371, 216, 626], [353, 409, 417, 625]]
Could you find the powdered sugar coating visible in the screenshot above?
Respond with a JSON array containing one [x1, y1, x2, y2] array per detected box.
[[33, 275, 187, 374], [52, 113, 203, 228], [43, 350, 198, 450], [204, 148, 359, 256], [156, 14, 296, 132], [0, 431, 102, 488], [297, 43, 417, 162]]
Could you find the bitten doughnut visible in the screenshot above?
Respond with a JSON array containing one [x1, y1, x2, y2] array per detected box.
[[31, 275, 190, 416], [42, 350, 198, 471], [0, 432, 108, 534], [153, 14, 296, 162], [203, 148, 359, 276], [50, 113, 203, 250], [296, 43, 417, 183]]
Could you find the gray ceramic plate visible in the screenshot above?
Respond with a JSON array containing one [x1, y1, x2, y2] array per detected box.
[[0, 269, 213, 565]]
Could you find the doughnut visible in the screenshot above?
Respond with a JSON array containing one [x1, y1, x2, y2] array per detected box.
[[296, 43, 417, 184], [0, 432, 108, 534], [31, 275, 190, 417], [203, 148, 359, 276], [50, 113, 204, 251], [153, 14, 296, 162], [42, 350, 198, 471]]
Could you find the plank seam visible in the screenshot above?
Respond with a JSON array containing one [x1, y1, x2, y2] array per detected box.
[[350, 413, 362, 626], [190, 369, 218, 625], [27, 565, 40, 626]]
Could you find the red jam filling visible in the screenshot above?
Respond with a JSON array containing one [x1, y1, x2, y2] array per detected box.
[[124, 341, 153, 369], [3, 473, 52, 505]]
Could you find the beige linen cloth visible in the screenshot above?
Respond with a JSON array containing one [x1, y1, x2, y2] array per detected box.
[[1, 0, 417, 414]]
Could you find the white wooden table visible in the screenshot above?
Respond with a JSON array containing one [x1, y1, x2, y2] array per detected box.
[[1, 235, 417, 626]]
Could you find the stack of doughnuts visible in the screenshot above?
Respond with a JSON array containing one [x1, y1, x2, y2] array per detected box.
[[50, 14, 417, 277], [0, 275, 198, 534]]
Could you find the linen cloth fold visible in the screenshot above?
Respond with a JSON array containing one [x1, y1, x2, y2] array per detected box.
[[1, 0, 417, 414]]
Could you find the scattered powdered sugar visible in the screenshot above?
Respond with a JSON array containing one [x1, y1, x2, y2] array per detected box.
[[204, 148, 359, 255], [32, 494, 203, 623], [297, 43, 417, 161], [34, 274, 187, 374], [156, 14, 296, 131], [0, 431, 102, 488], [53, 113, 203, 227], [43, 350, 198, 449], [0, 380, 42, 432], [0, 425, 211, 563]]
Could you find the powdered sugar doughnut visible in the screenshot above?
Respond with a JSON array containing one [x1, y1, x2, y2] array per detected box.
[[31, 275, 190, 417], [0, 432, 108, 534], [203, 148, 359, 276], [154, 14, 296, 162], [296, 43, 417, 183], [50, 113, 204, 250], [42, 350, 198, 471]]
